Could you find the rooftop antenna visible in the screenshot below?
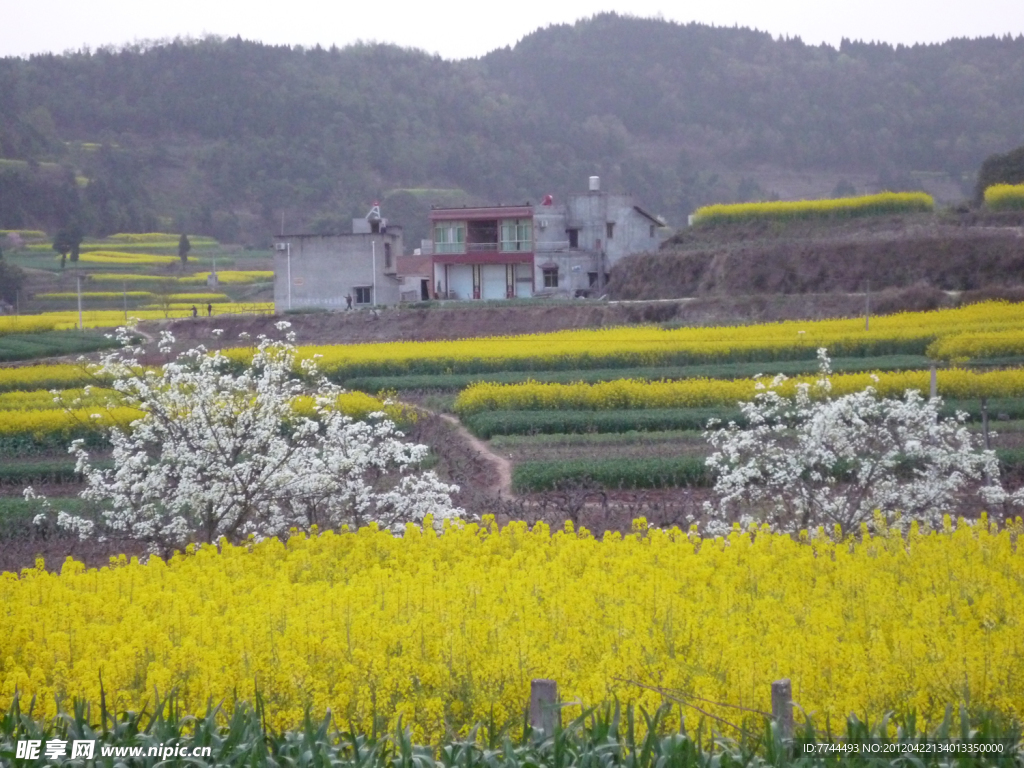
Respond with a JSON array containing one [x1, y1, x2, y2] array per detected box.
[[365, 201, 385, 233]]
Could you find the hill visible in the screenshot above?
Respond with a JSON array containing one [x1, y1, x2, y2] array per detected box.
[[1, 15, 1023, 244]]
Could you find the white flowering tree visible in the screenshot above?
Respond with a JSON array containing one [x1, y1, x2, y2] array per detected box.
[[31, 323, 461, 551], [705, 349, 1007, 533]]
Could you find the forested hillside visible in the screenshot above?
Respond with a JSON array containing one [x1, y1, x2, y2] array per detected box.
[[1, 13, 1023, 245]]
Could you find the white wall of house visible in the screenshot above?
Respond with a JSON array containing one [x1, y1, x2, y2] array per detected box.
[[273, 231, 403, 311]]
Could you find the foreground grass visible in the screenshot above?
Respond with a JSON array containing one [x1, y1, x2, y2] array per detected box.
[[1, 695, 1019, 767]]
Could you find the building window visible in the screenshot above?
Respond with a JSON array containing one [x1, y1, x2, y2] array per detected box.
[[434, 222, 465, 254], [588, 272, 611, 287], [500, 219, 533, 252], [355, 286, 373, 304], [384, 242, 392, 268], [567, 228, 579, 248], [542, 267, 559, 288], [606, 222, 615, 239], [649, 224, 656, 237]]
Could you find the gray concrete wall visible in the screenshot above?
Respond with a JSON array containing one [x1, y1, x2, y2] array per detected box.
[[273, 231, 403, 311], [566, 192, 665, 264], [531, 193, 668, 296]]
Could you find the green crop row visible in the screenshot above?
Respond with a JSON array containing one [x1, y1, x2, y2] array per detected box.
[[0, 458, 111, 486], [466, 398, 1024, 439], [0, 431, 110, 458], [513, 449, 1024, 492], [464, 408, 743, 438], [322, 339, 933, 380], [512, 456, 711, 491], [0, 331, 119, 363], [344, 355, 936, 392]]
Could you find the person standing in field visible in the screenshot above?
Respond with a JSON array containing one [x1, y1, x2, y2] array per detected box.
[[191, 305, 198, 318], [207, 303, 213, 317]]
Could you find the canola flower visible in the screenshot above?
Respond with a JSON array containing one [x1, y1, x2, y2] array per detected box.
[[0, 228, 46, 239], [178, 271, 274, 284], [0, 388, 394, 436], [227, 301, 1024, 378], [984, 183, 1024, 212], [454, 368, 1024, 414], [0, 364, 104, 393], [107, 233, 218, 245], [1, 518, 1022, 739], [68, 251, 177, 265], [0, 387, 116, 412], [929, 329, 1024, 361], [0, 404, 143, 436], [0, 316, 60, 336], [85, 271, 274, 285], [35, 291, 153, 300], [13, 306, 274, 330], [692, 192, 934, 225]]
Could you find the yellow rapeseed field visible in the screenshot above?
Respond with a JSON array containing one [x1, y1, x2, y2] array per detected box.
[[72, 251, 177, 265], [86, 271, 273, 284], [0, 316, 60, 336], [455, 368, 1024, 414], [1, 518, 1022, 738], [35, 291, 153, 300], [928, 330, 1024, 361], [984, 183, 1024, 212], [0, 364, 107, 393], [13, 305, 274, 330], [0, 389, 394, 436], [692, 192, 934, 225], [252, 301, 1024, 378]]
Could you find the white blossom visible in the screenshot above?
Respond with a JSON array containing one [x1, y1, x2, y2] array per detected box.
[[704, 348, 1007, 533], [30, 326, 461, 552]]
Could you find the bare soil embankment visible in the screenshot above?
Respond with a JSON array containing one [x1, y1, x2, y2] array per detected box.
[[609, 212, 1024, 300]]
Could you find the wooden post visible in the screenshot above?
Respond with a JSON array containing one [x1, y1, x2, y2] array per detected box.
[[771, 679, 793, 740], [530, 679, 558, 735], [930, 363, 937, 399]]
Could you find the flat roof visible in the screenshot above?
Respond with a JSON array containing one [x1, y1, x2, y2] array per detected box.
[[429, 205, 533, 221]]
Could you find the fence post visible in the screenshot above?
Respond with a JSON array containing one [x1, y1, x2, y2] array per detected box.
[[530, 679, 559, 735], [771, 679, 793, 740], [930, 363, 937, 399]]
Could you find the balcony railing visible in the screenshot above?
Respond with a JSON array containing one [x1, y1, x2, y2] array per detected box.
[[433, 241, 536, 255], [535, 241, 571, 252]]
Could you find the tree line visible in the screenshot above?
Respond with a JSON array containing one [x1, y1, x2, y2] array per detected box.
[[1, 14, 1023, 243]]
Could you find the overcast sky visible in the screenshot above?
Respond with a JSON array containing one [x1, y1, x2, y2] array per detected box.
[[3, 0, 1023, 60]]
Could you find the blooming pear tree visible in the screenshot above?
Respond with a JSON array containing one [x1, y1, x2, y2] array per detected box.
[[704, 349, 1008, 533], [31, 323, 461, 551]]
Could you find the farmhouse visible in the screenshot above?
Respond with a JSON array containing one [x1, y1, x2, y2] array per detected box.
[[272, 180, 668, 310], [272, 205, 403, 311], [426, 177, 669, 300]]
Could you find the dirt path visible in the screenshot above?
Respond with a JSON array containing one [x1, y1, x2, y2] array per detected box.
[[438, 413, 514, 499]]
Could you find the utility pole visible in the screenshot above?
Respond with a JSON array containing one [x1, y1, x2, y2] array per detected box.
[[123, 281, 128, 324], [372, 240, 377, 307], [286, 243, 292, 311]]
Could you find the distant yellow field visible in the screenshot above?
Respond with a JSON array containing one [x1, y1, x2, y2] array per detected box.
[[693, 191, 934, 224], [984, 183, 1024, 211]]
